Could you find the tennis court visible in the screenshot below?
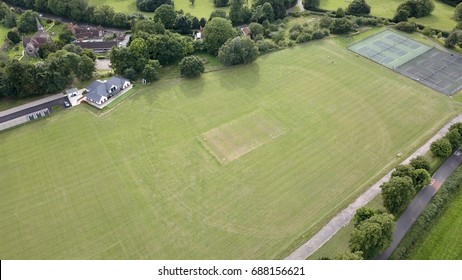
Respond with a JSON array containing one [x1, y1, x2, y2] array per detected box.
[[350, 30, 462, 95], [396, 48, 462, 96], [349, 30, 432, 69]]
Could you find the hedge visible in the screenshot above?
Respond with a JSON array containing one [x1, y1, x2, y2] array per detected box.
[[390, 165, 462, 259]]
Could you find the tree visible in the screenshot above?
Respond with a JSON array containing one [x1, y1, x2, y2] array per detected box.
[[444, 30, 462, 48], [346, 0, 371, 15], [249, 22, 264, 38], [391, 164, 415, 182], [7, 31, 21, 44], [18, 10, 40, 33], [76, 54, 95, 81], [133, 20, 166, 35], [381, 176, 415, 215], [141, 60, 161, 82], [214, 0, 229, 7], [253, 0, 287, 19], [203, 17, 236, 55], [349, 213, 395, 259], [353, 207, 382, 227], [393, 7, 410, 22], [409, 156, 430, 172], [302, 0, 320, 10], [110, 47, 146, 75], [154, 4, 176, 29], [395, 0, 434, 19], [229, 0, 245, 24], [4, 12, 17, 28], [218, 37, 259, 66], [455, 2, 462, 21], [146, 32, 193, 65], [92, 5, 115, 26], [179, 56, 205, 77], [123, 67, 137, 80], [136, 0, 174, 12], [59, 29, 76, 44], [445, 129, 462, 151], [209, 9, 228, 21], [174, 15, 192, 34], [336, 8, 345, 18], [430, 138, 452, 158], [414, 169, 431, 192], [329, 17, 354, 34]]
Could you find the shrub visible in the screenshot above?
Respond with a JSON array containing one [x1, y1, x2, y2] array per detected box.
[[329, 17, 354, 34], [218, 37, 259, 66], [430, 138, 452, 158], [346, 0, 371, 15], [256, 39, 279, 52], [179, 56, 205, 77], [296, 32, 312, 43], [303, 0, 320, 10], [394, 21, 416, 33]]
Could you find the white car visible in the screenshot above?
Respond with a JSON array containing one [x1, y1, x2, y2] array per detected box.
[[64, 101, 70, 107]]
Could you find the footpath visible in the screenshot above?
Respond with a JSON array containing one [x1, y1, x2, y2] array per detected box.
[[285, 112, 462, 260]]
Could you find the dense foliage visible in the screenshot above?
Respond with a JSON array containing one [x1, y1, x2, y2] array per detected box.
[[203, 17, 236, 55], [349, 213, 395, 259], [218, 37, 259, 66], [179, 56, 205, 77], [0, 50, 94, 98], [394, 0, 435, 22], [391, 166, 462, 259], [346, 0, 371, 15], [136, 0, 174, 12], [381, 176, 415, 215], [430, 138, 452, 158], [302, 0, 320, 10]]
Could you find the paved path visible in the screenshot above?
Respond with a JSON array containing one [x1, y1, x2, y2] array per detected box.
[[376, 150, 462, 259], [285, 112, 462, 260]]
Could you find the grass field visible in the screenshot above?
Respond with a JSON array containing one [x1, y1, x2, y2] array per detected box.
[[88, 0, 225, 19], [409, 174, 462, 259], [1, 38, 461, 259], [0, 24, 10, 46], [320, 0, 457, 31]]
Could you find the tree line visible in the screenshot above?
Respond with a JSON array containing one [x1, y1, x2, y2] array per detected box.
[[0, 48, 95, 98]]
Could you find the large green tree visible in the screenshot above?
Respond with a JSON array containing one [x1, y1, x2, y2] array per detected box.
[[381, 176, 415, 215], [146, 32, 193, 64], [218, 37, 259, 66], [18, 10, 40, 33], [153, 4, 176, 29], [430, 138, 453, 158], [346, 0, 371, 15], [179, 56, 205, 77], [136, 0, 174, 12], [302, 0, 320, 10], [349, 213, 395, 259], [455, 2, 462, 20], [409, 156, 430, 172], [203, 17, 236, 55]]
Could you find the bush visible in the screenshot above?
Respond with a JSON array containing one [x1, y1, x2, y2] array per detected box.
[[179, 56, 205, 77], [256, 39, 279, 52], [329, 17, 354, 34], [346, 0, 371, 15], [394, 21, 416, 33], [296, 32, 312, 43], [409, 156, 431, 172], [303, 0, 320, 10], [218, 37, 259, 66], [430, 138, 452, 158]]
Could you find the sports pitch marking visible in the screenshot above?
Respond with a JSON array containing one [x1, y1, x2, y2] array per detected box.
[[349, 30, 462, 96], [200, 110, 287, 164], [348, 30, 432, 69]]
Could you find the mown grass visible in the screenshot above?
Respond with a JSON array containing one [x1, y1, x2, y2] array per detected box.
[[320, 0, 457, 31], [88, 0, 226, 19], [0, 38, 460, 259], [0, 24, 9, 46]]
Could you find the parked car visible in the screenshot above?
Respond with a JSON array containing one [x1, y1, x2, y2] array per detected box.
[[64, 101, 70, 107]]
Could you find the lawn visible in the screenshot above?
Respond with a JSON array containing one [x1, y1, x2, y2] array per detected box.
[[1, 38, 461, 259], [0, 24, 9, 46], [88, 0, 226, 19], [409, 170, 462, 259], [320, 0, 457, 31]]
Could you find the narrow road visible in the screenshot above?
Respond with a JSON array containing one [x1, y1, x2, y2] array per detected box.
[[376, 150, 462, 259], [285, 112, 462, 260]]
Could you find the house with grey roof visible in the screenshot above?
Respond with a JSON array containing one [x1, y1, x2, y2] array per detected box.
[[85, 77, 131, 105]]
